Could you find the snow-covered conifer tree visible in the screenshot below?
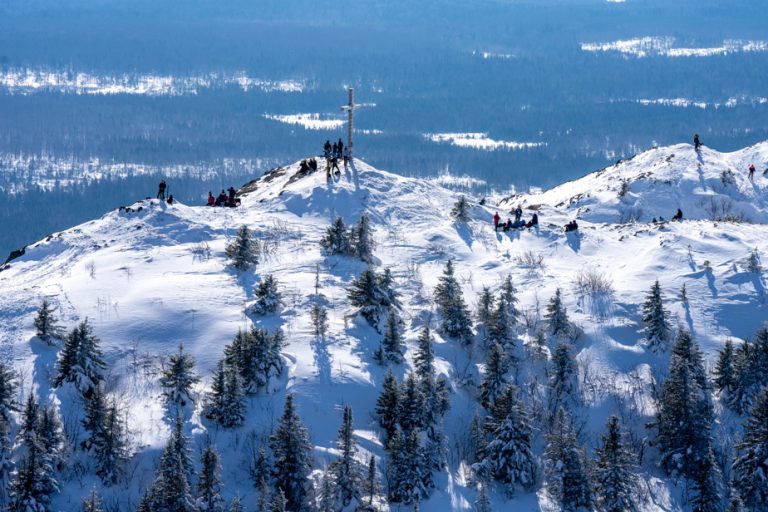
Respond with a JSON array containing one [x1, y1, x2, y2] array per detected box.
[[474, 385, 537, 496], [196, 445, 225, 512], [160, 343, 200, 407], [545, 288, 570, 337], [690, 446, 722, 512], [451, 196, 470, 222], [253, 274, 282, 315], [330, 405, 359, 508], [398, 373, 424, 435], [544, 407, 593, 511], [499, 275, 519, 326], [480, 343, 508, 409], [351, 213, 375, 263], [475, 287, 495, 342], [81, 384, 107, 451], [82, 489, 105, 512], [488, 295, 514, 348], [434, 260, 473, 344], [348, 268, 396, 329], [0, 362, 19, 423], [376, 370, 399, 446], [361, 455, 380, 510], [548, 342, 579, 413], [203, 360, 245, 427], [53, 318, 106, 396], [34, 299, 62, 343], [320, 217, 351, 256], [714, 338, 736, 397], [728, 326, 768, 413], [655, 330, 712, 480], [0, 416, 13, 510], [732, 386, 768, 510], [270, 394, 312, 511], [593, 416, 638, 512], [381, 309, 405, 364], [310, 303, 328, 339], [386, 430, 429, 504], [225, 225, 259, 270], [94, 400, 129, 485], [642, 280, 670, 351]]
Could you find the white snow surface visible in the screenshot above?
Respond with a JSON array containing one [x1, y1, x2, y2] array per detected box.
[[1, 142, 767, 510]]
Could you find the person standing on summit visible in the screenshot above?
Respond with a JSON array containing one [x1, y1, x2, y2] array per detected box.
[[337, 138, 344, 159], [749, 163, 756, 181], [694, 133, 701, 151], [157, 180, 167, 200]]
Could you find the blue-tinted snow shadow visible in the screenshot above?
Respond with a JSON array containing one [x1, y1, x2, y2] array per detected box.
[[683, 268, 718, 298], [566, 231, 581, 252]]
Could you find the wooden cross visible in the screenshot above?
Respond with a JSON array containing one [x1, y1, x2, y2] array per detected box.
[[340, 88, 357, 161]]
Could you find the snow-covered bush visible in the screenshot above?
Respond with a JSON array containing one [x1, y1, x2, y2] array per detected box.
[[252, 274, 282, 315]]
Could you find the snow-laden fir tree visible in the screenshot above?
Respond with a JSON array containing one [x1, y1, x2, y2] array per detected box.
[[228, 495, 244, 512], [146, 413, 195, 512], [376, 370, 399, 447], [475, 483, 491, 512], [414, 323, 450, 433], [361, 455, 380, 511], [714, 338, 737, 398], [473, 385, 537, 496], [433, 260, 473, 344], [81, 384, 107, 451], [225, 225, 259, 270], [320, 217, 352, 256], [728, 326, 768, 414], [747, 248, 761, 274], [329, 405, 359, 508], [82, 488, 105, 512], [732, 386, 768, 510], [655, 329, 712, 480], [197, 444, 225, 512], [53, 318, 106, 396], [348, 267, 399, 330], [380, 308, 405, 364], [204, 360, 245, 428], [94, 400, 129, 485], [310, 303, 329, 339], [270, 394, 313, 511], [317, 472, 335, 512], [593, 416, 638, 512], [451, 196, 470, 222], [548, 342, 579, 414], [0, 362, 19, 423], [642, 280, 670, 351], [480, 343, 509, 409], [499, 275, 519, 327], [270, 489, 287, 512], [488, 295, 515, 348], [726, 493, 745, 512], [690, 446, 722, 512], [350, 213, 376, 263], [38, 403, 64, 471], [224, 326, 284, 393], [0, 416, 13, 510], [160, 343, 200, 407], [544, 407, 593, 512], [9, 396, 58, 512], [545, 288, 570, 338], [387, 429, 430, 504], [475, 287, 495, 343], [399, 373, 424, 435], [250, 446, 271, 497], [135, 488, 154, 512], [252, 274, 282, 315], [34, 299, 62, 343]]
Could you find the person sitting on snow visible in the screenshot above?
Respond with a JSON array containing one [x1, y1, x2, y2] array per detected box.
[[207, 191, 215, 206], [672, 208, 683, 221]]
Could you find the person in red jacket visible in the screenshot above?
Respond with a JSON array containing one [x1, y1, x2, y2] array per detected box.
[[493, 211, 500, 231], [207, 191, 215, 206]]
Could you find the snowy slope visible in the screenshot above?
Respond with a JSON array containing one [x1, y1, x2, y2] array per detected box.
[[501, 142, 768, 225], [0, 144, 767, 511]]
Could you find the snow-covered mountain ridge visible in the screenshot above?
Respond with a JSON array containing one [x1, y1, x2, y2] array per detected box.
[[0, 142, 767, 510]]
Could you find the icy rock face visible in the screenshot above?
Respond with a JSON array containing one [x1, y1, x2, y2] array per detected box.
[[0, 143, 767, 511]]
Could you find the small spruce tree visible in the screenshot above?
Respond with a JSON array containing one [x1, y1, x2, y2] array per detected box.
[[545, 288, 570, 337], [376, 370, 400, 446], [0, 362, 19, 424], [330, 405, 359, 508], [381, 309, 405, 364], [226, 225, 259, 270], [320, 217, 352, 256], [270, 394, 313, 511], [642, 280, 671, 351], [53, 318, 106, 396], [480, 343, 508, 409], [82, 489, 105, 512], [253, 274, 282, 315], [475, 287, 495, 343], [451, 196, 470, 222], [593, 416, 638, 512], [196, 444, 225, 512], [160, 343, 200, 407], [544, 407, 593, 511], [34, 299, 62, 343], [351, 213, 376, 263], [433, 260, 473, 344], [310, 303, 329, 339], [732, 386, 768, 510]]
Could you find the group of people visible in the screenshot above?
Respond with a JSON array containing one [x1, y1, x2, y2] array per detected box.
[[493, 209, 539, 232], [323, 138, 350, 180], [207, 187, 240, 208]]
